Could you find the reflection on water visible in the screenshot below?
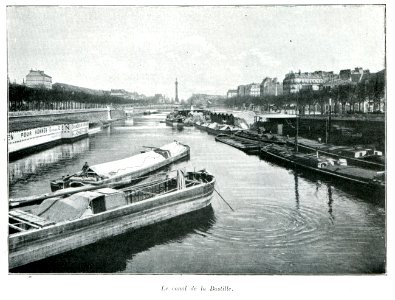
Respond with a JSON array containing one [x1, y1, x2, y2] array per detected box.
[[8, 114, 386, 274], [327, 185, 335, 224], [12, 206, 215, 273], [294, 173, 300, 210], [9, 139, 90, 185]]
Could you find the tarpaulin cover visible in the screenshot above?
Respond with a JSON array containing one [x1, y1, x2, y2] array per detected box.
[[87, 142, 187, 179], [33, 191, 101, 222], [208, 122, 219, 129]]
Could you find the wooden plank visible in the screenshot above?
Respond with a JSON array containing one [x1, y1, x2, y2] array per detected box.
[[9, 215, 41, 229], [9, 210, 55, 228], [10, 210, 54, 226], [9, 223, 26, 232]]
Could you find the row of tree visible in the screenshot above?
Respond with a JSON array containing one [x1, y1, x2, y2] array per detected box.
[[225, 70, 385, 114], [8, 83, 161, 111]]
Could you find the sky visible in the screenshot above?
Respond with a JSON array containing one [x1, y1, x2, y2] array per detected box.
[[7, 5, 385, 100]]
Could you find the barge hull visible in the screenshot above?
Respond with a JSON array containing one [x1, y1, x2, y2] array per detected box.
[[50, 146, 190, 191], [260, 148, 384, 192], [9, 182, 214, 269]]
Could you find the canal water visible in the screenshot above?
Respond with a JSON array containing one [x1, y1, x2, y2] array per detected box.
[[9, 113, 386, 274]]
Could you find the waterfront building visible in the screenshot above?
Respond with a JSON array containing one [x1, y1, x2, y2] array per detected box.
[[188, 93, 225, 107], [322, 78, 356, 89], [110, 89, 129, 98], [237, 83, 260, 97], [25, 70, 52, 89], [339, 67, 370, 83], [227, 89, 238, 98], [283, 70, 337, 94], [260, 77, 283, 96], [237, 85, 247, 97]]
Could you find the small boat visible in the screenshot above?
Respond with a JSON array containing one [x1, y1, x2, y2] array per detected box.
[[9, 169, 216, 269], [165, 111, 185, 128], [234, 130, 287, 145], [165, 117, 184, 128], [143, 109, 159, 115], [260, 144, 385, 191], [194, 122, 242, 135], [194, 121, 209, 131], [215, 134, 260, 154], [50, 141, 190, 192]]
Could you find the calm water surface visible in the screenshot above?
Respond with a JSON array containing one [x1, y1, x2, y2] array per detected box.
[[10, 113, 386, 274]]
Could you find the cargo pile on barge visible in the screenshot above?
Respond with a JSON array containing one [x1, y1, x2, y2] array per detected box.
[[9, 169, 215, 269]]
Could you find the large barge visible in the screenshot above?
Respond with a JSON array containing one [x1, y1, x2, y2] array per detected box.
[[8, 120, 89, 159], [9, 169, 215, 269], [194, 122, 242, 135], [260, 144, 385, 192], [215, 134, 260, 154], [49, 141, 190, 192]]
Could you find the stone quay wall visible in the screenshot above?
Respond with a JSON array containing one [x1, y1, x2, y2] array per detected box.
[[9, 108, 127, 126]]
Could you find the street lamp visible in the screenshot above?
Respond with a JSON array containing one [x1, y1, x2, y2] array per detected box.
[[326, 98, 332, 144]]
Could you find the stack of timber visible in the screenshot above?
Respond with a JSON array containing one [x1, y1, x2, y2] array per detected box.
[[9, 169, 215, 269]]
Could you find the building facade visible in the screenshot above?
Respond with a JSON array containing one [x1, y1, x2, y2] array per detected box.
[[26, 70, 52, 89], [227, 89, 238, 98], [283, 70, 337, 94], [237, 83, 260, 97], [110, 89, 129, 98], [260, 77, 283, 96], [339, 67, 370, 83]]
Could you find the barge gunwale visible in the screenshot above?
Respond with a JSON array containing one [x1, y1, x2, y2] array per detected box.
[[260, 145, 385, 192], [49, 142, 190, 192], [9, 172, 215, 269], [215, 134, 260, 154], [285, 140, 385, 170]]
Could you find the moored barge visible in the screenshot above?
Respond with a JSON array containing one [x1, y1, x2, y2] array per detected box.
[[9, 169, 215, 269], [49, 141, 190, 192], [260, 144, 385, 191], [215, 134, 260, 154]]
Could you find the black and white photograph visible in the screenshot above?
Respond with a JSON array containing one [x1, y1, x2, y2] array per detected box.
[[3, 1, 392, 294]]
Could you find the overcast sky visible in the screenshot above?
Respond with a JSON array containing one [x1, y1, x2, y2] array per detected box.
[[7, 5, 385, 100]]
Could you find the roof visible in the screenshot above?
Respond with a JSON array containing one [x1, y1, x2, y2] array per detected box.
[[27, 70, 52, 78]]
